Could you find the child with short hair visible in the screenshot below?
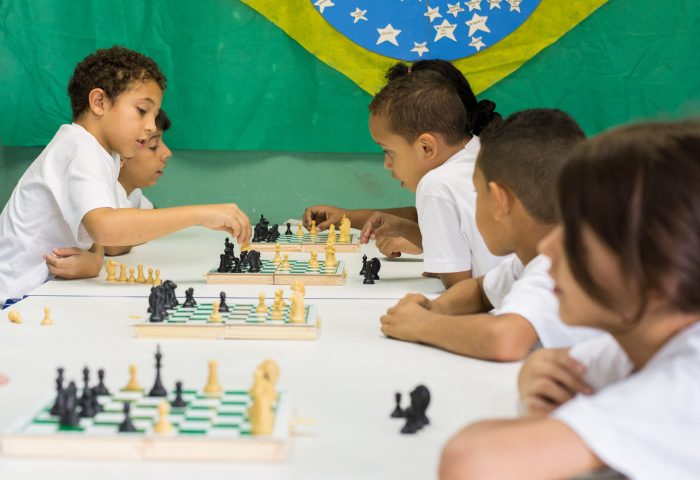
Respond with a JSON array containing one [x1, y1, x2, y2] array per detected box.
[[439, 121, 700, 480], [0, 46, 250, 305], [307, 60, 504, 288], [380, 109, 599, 361]]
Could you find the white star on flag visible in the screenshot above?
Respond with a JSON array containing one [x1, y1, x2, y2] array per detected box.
[[350, 7, 367, 23], [314, 0, 335, 14], [487, 0, 502, 9], [465, 13, 491, 36], [434, 19, 458, 42], [469, 36, 486, 51], [507, 0, 522, 12], [424, 6, 442, 22], [446, 2, 465, 17], [411, 42, 429, 57], [465, 0, 482, 12], [377, 24, 402, 46]]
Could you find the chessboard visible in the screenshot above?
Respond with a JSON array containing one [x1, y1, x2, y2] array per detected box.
[[251, 231, 360, 253], [206, 258, 347, 286], [134, 302, 319, 340]]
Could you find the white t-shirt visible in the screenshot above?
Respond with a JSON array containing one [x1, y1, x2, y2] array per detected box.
[[116, 183, 154, 209], [415, 137, 503, 276], [0, 124, 120, 303], [553, 322, 700, 480], [482, 254, 600, 348]]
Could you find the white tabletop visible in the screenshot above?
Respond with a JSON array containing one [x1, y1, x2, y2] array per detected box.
[[0, 295, 521, 479], [28, 228, 446, 300]]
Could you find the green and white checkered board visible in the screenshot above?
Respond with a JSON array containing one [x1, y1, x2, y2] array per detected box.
[[210, 259, 341, 276], [164, 302, 312, 325], [254, 232, 356, 245]]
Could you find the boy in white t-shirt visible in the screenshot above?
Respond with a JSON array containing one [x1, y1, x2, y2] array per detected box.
[[0, 46, 250, 304], [439, 122, 700, 480], [380, 109, 598, 361], [303, 60, 503, 287]]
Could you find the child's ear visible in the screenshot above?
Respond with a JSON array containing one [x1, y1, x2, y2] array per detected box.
[[489, 181, 512, 219], [417, 133, 438, 161], [88, 88, 108, 116]]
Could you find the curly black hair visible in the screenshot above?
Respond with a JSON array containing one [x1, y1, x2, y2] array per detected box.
[[67, 45, 167, 121]]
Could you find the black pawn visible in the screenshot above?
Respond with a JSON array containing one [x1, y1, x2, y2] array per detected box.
[[217, 254, 227, 273], [148, 345, 167, 397], [94, 368, 110, 396], [359, 254, 368, 276], [183, 287, 197, 308], [50, 367, 65, 416], [284, 223, 293, 235], [390, 392, 404, 418], [78, 367, 91, 409], [232, 257, 242, 273], [79, 383, 96, 418], [171, 381, 187, 408], [91, 386, 104, 413], [219, 291, 230, 312], [118, 402, 137, 433]]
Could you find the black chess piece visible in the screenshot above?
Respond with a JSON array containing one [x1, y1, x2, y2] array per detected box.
[[232, 257, 242, 273], [390, 392, 404, 418], [94, 368, 110, 396], [90, 386, 104, 414], [78, 385, 96, 417], [363, 265, 375, 284], [162, 280, 178, 309], [359, 254, 368, 276], [217, 254, 227, 273], [370, 257, 381, 280], [248, 250, 262, 273], [78, 367, 92, 413], [50, 367, 65, 416], [171, 381, 188, 408], [253, 215, 270, 242], [267, 224, 281, 242], [148, 345, 167, 397], [59, 381, 80, 428], [149, 287, 164, 322], [156, 288, 169, 321], [147, 286, 156, 313], [284, 223, 293, 235], [219, 291, 230, 312], [118, 402, 137, 433], [183, 287, 197, 308], [412, 385, 431, 429]]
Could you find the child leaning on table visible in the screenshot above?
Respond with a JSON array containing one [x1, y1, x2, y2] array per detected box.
[[439, 121, 700, 480], [0, 46, 250, 307]]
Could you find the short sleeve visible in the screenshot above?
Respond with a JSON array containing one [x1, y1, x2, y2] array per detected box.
[[417, 195, 471, 273], [482, 256, 520, 309]]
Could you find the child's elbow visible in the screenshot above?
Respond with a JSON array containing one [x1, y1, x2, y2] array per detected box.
[[488, 320, 534, 362], [83, 209, 117, 245], [439, 427, 494, 480]]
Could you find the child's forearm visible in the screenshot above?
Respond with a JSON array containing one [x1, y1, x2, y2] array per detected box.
[[350, 206, 418, 225], [432, 276, 491, 315]]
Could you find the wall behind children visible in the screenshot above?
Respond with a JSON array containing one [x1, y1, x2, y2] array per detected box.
[[1, 0, 698, 220]]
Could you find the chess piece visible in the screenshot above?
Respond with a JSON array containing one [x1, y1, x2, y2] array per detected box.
[[148, 287, 165, 322], [146, 268, 154, 284], [217, 254, 228, 273], [284, 223, 293, 235], [203, 360, 223, 397], [256, 293, 268, 314], [390, 392, 404, 418], [272, 243, 282, 265], [270, 298, 284, 320], [78, 383, 96, 418], [363, 265, 375, 285], [324, 244, 338, 268], [183, 287, 197, 308], [296, 223, 304, 238], [280, 254, 291, 270], [50, 367, 65, 415], [339, 214, 351, 242], [59, 381, 80, 428], [218, 291, 229, 313], [370, 257, 381, 280], [94, 368, 110, 396], [127, 268, 136, 283], [118, 264, 127, 282], [153, 269, 162, 286], [359, 254, 368, 276], [326, 224, 336, 245], [124, 364, 143, 392], [105, 259, 117, 281], [40, 306, 53, 326], [208, 301, 223, 323], [258, 359, 280, 389], [153, 402, 174, 435], [148, 345, 167, 397], [136, 264, 146, 283], [7, 310, 21, 324], [274, 288, 286, 308], [400, 385, 431, 434], [171, 381, 187, 408], [289, 291, 306, 324], [309, 220, 318, 235], [290, 280, 305, 297], [118, 402, 137, 433], [307, 251, 320, 270], [248, 370, 275, 435]]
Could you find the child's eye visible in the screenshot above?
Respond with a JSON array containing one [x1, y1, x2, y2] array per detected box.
[[137, 107, 146, 115], [149, 146, 158, 151]]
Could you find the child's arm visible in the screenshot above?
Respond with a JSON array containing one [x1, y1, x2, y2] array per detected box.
[[375, 236, 423, 258], [439, 417, 604, 480], [430, 276, 493, 315], [360, 212, 423, 248], [518, 348, 592, 416], [104, 246, 132, 256], [82, 204, 250, 246], [380, 302, 538, 361], [44, 244, 104, 279], [303, 205, 418, 231]]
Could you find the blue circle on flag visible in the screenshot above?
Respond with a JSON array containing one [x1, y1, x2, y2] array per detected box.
[[311, 0, 541, 61]]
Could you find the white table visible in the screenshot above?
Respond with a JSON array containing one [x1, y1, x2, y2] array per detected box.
[[29, 228, 446, 300], [0, 228, 521, 479]]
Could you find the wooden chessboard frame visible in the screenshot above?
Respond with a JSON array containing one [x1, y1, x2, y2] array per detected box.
[[206, 260, 347, 286], [133, 304, 320, 340], [250, 232, 360, 253], [2, 391, 291, 462]]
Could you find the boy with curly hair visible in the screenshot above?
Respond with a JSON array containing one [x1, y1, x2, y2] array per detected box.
[[0, 46, 250, 305]]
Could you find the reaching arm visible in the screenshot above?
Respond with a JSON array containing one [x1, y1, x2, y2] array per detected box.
[[82, 204, 251, 246], [440, 417, 604, 480], [303, 205, 418, 230], [104, 245, 132, 256]]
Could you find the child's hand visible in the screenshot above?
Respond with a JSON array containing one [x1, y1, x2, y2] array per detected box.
[[0, 374, 8, 385], [376, 236, 423, 258], [379, 298, 433, 342], [360, 212, 410, 244], [200, 204, 251, 245], [518, 348, 593, 416], [303, 205, 345, 231], [44, 247, 103, 279]]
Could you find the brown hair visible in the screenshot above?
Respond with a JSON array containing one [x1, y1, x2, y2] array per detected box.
[[369, 69, 468, 145], [155, 109, 171, 132], [68, 45, 167, 121], [558, 120, 700, 317], [477, 109, 585, 223]]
